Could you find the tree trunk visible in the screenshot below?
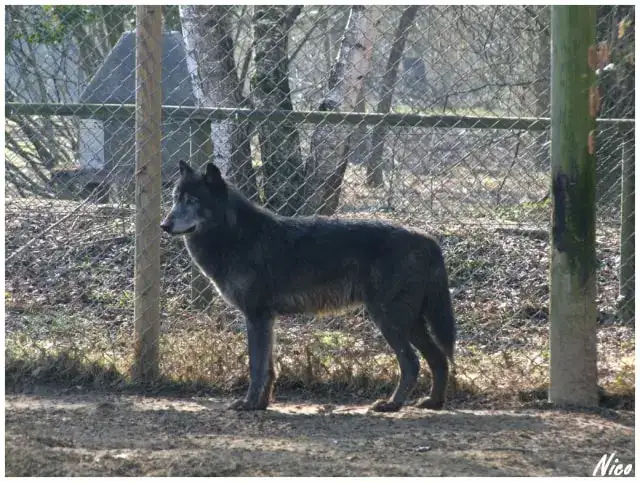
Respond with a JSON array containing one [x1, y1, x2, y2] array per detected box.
[[252, 5, 307, 216], [548, 5, 599, 408], [305, 6, 381, 215], [346, 86, 369, 167], [179, 5, 256, 199], [366, 5, 419, 187]]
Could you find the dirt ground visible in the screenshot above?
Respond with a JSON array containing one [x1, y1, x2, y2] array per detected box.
[[5, 388, 634, 477]]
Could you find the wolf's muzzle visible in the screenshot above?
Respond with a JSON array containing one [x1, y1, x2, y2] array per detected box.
[[160, 217, 173, 233], [160, 216, 196, 235]]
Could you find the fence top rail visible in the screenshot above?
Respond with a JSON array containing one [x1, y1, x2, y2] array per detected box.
[[5, 102, 635, 132]]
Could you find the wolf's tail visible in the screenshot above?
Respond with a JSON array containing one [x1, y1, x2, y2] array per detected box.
[[421, 246, 457, 363]]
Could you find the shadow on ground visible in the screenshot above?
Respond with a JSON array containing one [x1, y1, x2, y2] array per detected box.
[[5, 388, 635, 476]]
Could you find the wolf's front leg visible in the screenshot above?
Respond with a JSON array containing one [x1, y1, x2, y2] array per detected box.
[[229, 315, 274, 411]]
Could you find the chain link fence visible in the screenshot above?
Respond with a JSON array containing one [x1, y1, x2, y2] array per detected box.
[[5, 5, 634, 405]]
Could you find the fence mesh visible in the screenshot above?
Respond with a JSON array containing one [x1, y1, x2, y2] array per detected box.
[[5, 5, 635, 404]]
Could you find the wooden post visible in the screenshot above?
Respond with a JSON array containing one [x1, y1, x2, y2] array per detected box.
[[619, 128, 635, 322], [133, 5, 162, 381], [548, 5, 599, 407]]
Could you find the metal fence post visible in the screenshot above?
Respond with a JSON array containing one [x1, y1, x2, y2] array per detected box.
[[132, 5, 162, 381], [548, 5, 599, 407]]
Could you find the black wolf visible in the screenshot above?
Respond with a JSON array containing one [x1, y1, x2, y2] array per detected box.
[[160, 160, 456, 412]]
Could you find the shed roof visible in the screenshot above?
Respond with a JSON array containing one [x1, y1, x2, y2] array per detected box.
[[80, 31, 196, 106]]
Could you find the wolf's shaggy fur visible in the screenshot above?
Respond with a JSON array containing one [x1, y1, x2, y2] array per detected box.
[[161, 161, 456, 412]]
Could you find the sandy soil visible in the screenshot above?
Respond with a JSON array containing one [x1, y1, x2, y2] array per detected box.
[[5, 389, 634, 477]]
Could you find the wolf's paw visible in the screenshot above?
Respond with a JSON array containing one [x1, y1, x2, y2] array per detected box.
[[227, 398, 268, 411], [414, 396, 444, 410], [369, 399, 403, 413]]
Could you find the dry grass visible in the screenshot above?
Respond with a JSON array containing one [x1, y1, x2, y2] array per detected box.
[[6, 307, 634, 410]]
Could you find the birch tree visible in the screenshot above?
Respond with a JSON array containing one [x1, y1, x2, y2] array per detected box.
[[179, 6, 256, 198], [304, 5, 381, 215]]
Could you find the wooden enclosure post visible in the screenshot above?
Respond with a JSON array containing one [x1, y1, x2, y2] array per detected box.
[[619, 128, 635, 322], [133, 5, 162, 381], [548, 5, 599, 407]]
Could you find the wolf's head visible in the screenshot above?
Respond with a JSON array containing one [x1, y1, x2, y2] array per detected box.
[[160, 160, 227, 236]]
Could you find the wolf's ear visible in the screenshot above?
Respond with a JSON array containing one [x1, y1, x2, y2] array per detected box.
[[178, 160, 194, 178], [204, 162, 224, 189]]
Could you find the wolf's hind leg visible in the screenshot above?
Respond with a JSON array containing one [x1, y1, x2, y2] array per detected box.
[[410, 322, 448, 410], [368, 305, 420, 413]]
